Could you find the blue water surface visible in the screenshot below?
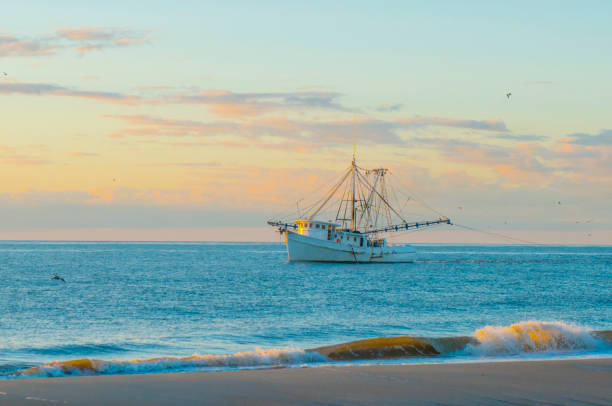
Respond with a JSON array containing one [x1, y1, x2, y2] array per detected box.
[[0, 242, 610, 371]]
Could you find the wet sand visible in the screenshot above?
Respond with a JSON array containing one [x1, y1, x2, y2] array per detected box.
[[1, 358, 611, 405]]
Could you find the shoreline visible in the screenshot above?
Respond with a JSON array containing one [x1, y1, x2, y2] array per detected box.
[[1, 358, 610, 405]]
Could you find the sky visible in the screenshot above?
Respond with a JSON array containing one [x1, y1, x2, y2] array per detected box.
[[1, 1, 611, 243]]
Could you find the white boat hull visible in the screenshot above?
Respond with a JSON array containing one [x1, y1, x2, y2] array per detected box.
[[286, 230, 415, 263]]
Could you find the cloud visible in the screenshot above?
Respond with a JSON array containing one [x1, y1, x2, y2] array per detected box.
[[0, 27, 152, 58], [375, 103, 403, 112], [106, 114, 238, 138], [1, 154, 52, 166], [0, 81, 349, 115], [0, 82, 143, 104], [397, 116, 507, 132], [0, 34, 56, 57], [0, 144, 52, 166], [143, 162, 222, 167], [407, 137, 555, 185], [566, 129, 612, 146], [170, 90, 350, 117], [492, 134, 548, 141], [72, 152, 99, 157], [107, 115, 505, 157]]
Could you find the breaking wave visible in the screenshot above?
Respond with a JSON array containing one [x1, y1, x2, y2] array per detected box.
[[9, 321, 612, 379], [466, 321, 608, 355], [16, 348, 325, 378]]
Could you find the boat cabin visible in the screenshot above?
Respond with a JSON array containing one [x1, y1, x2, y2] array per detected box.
[[295, 219, 373, 248], [296, 220, 338, 240]]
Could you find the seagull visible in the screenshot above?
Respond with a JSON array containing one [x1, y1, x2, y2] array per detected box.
[[506, 92, 512, 99], [51, 274, 66, 283]]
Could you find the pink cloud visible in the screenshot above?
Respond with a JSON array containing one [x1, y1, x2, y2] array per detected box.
[[57, 27, 153, 54], [208, 103, 271, 118], [72, 152, 99, 157], [58, 27, 113, 41], [0, 34, 56, 57], [2, 154, 52, 166], [0, 27, 152, 58]]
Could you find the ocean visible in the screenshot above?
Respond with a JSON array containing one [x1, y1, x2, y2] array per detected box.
[[1, 242, 610, 378]]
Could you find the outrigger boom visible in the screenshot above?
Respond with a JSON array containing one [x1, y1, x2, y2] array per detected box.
[[267, 217, 451, 235], [362, 216, 451, 234]]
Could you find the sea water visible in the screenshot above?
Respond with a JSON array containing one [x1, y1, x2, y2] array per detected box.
[[0, 242, 610, 377]]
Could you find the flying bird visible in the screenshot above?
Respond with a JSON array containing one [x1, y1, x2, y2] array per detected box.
[[51, 274, 66, 283], [506, 92, 512, 99]]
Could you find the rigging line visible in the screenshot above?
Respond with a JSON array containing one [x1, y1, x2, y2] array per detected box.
[[301, 166, 351, 219], [388, 176, 404, 220], [453, 223, 543, 245], [357, 171, 368, 224], [355, 168, 408, 224], [358, 169, 380, 227], [309, 172, 348, 219], [357, 176, 369, 229], [389, 172, 445, 217], [310, 168, 352, 220], [275, 165, 352, 220], [384, 222, 450, 240], [336, 172, 351, 225], [382, 176, 393, 226]]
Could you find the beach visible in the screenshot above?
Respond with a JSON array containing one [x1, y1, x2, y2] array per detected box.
[[1, 358, 611, 405]]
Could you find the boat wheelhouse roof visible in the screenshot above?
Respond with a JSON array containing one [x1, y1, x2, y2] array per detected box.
[[295, 219, 340, 227]]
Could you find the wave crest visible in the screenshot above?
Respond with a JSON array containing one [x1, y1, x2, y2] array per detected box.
[[468, 321, 604, 355], [17, 348, 326, 378]]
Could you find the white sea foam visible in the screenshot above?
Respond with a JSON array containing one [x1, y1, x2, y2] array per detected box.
[[466, 320, 606, 356], [17, 348, 326, 378]]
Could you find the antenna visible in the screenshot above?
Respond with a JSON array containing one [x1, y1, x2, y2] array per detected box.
[[353, 114, 356, 160]]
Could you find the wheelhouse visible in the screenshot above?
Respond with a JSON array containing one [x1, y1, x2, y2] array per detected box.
[[296, 219, 368, 247], [296, 220, 338, 240]]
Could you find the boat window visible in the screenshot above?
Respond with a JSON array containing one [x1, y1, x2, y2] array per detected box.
[[316, 224, 320, 228], [322, 225, 325, 230]]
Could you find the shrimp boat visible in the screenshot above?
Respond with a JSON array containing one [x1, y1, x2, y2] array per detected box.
[[267, 157, 451, 262]]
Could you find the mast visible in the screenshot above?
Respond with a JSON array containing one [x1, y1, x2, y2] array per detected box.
[[351, 118, 357, 231], [351, 158, 356, 231]]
